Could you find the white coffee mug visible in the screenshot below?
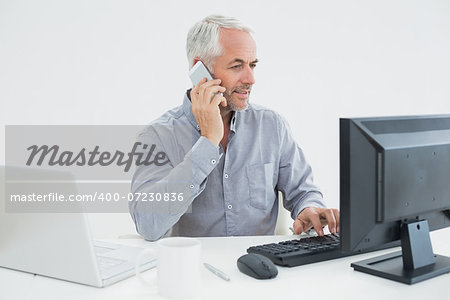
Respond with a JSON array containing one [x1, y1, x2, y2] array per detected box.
[[136, 237, 202, 299]]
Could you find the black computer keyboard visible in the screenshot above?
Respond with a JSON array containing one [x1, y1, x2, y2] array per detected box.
[[247, 233, 351, 267]]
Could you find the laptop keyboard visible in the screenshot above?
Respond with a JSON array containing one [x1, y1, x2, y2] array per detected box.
[[97, 256, 126, 271], [94, 245, 117, 255], [93, 243, 126, 272], [92, 241, 157, 280]]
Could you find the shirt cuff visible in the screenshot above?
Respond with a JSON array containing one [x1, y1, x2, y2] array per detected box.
[[188, 136, 222, 184], [292, 193, 326, 220]]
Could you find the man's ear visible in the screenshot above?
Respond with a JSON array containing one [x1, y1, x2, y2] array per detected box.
[[192, 57, 215, 78], [192, 57, 201, 67]]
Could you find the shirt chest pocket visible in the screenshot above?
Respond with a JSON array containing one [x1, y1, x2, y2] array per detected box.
[[246, 162, 275, 210]]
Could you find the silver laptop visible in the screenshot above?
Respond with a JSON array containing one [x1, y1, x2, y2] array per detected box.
[[0, 166, 156, 287]]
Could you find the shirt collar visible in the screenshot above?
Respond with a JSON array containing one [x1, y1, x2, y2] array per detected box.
[[230, 111, 237, 133], [183, 89, 239, 133]]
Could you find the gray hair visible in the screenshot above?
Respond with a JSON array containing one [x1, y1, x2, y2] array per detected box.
[[186, 15, 254, 74]]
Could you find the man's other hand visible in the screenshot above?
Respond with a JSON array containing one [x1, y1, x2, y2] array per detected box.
[[293, 207, 339, 236]]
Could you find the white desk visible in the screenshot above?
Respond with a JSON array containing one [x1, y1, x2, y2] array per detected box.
[[2, 228, 450, 300]]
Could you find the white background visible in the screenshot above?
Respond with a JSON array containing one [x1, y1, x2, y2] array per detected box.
[[1, 0, 450, 238]]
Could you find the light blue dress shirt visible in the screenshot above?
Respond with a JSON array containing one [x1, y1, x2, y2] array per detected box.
[[129, 91, 326, 241]]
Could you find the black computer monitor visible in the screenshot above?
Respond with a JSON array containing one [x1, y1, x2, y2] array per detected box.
[[340, 115, 450, 284]]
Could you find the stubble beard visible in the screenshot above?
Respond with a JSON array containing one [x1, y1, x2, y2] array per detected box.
[[222, 86, 252, 112]]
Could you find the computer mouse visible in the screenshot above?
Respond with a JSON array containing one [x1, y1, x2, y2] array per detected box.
[[236, 253, 278, 279]]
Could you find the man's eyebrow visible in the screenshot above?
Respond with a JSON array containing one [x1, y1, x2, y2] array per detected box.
[[228, 58, 259, 65]]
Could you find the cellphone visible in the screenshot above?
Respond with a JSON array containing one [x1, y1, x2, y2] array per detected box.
[[189, 61, 213, 86]]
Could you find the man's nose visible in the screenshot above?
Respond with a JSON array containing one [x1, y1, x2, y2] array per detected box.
[[241, 66, 255, 85]]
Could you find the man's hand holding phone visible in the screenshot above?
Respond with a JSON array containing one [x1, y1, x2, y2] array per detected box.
[[190, 77, 227, 147]]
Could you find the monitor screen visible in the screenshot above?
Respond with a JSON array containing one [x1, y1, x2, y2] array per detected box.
[[339, 114, 450, 284]]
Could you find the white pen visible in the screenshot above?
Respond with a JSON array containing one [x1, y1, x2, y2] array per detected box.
[[203, 263, 230, 281]]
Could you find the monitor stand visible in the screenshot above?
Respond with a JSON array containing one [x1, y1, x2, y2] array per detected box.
[[351, 220, 450, 284]]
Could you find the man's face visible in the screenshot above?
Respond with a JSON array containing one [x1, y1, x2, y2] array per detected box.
[[212, 28, 257, 112]]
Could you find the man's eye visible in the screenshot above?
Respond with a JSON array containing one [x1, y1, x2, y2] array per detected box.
[[231, 65, 241, 69], [250, 64, 257, 69]]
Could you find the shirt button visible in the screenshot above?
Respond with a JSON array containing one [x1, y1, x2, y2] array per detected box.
[[211, 159, 216, 164], [227, 204, 232, 209], [189, 184, 194, 189], [224, 174, 229, 179]]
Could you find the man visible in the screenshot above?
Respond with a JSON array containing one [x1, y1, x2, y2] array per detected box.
[[129, 15, 339, 241]]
